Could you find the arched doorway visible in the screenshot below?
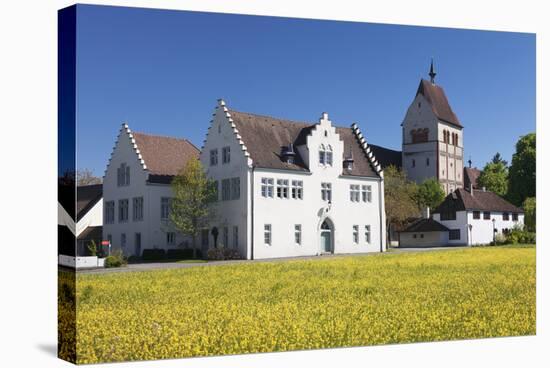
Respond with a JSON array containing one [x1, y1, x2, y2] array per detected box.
[[320, 219, 334, 254]]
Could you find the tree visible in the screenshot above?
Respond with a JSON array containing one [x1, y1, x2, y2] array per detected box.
[[477, 161, 508, 196], [522, 197, 536, 233], [169, 159, 217, 258], [77, 168, 102, 186], [508, 133, 536, 206], [491, 152, 508, 167], [384, 165, 419, 246], [415, 178, 445, 210]]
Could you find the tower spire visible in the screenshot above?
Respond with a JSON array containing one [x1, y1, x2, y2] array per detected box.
[[429, 58, 436, 84]]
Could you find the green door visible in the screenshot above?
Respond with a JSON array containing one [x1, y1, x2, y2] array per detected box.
[[321, 231, 331, 253]]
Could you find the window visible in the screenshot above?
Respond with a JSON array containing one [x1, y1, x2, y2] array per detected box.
[[264, 224, 272, 245], [107, 234, 112, 244], [166, 232, 175, 246], [350, 184, 360, 202], [353, 225, 359, 244], [426, 157, 430, 166], [118, 199, 129, 222], [483, 211, 491, 220], [449, 229, 461, 240], [413, 234, 417, 238], [503, 212, 510, 221], [261, 177, 274, 198], [105, 201, 115, 224], [231, 177, 240, 200], [233, 226, 239, 248], [326, 146, 333, 166], [319, 144, 333, 166], [201, 229, 209, 247], [412, 159, 416, 168], [161, 197, 171, 220], [365, 225, 371, 244], [223, 227, 229, 248], [210, 149, 218, 166], [512, 213, 519, 221], [291, 180, 303, 199], [321, 182, 332, 202], [420, 234, 424, 238], [221, 179, 231, 200], [120, 233, 126, 248], [276, 179, 289, 199], [294, 224, 302, 245], [222, 146, 231, 164], [440, 210, 456, 221], [362, 185, 372, 202], [319, 146, 326, 165], [117, 163, 130, 186], [473, 211, 480, 219], [132, 197, 143, 221], [218, 123, 221, 134]]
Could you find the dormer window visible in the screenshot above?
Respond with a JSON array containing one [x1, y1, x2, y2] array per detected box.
[[319, 144, 333, 166]]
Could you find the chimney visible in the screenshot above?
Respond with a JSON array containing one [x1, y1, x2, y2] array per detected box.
[[422, 207, 431, 219], [482, 186, 486, 192], [470, 183, 474, 196]]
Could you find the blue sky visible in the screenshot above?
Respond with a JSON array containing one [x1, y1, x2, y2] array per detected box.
[[75, 4, 535, 177]]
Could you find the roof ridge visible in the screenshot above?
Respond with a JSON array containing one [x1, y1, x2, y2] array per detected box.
[[230, 108, 357, 131], [132, 130, 191, 142]]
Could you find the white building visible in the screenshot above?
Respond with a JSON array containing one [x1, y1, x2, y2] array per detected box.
[[401, 61, 464, 194], [432, 188, 524, 245], [199, 100, 386, 260], [102, 124, 200, 256]]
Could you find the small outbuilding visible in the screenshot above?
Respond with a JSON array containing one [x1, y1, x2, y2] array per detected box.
[[399, 217, 450, 248]]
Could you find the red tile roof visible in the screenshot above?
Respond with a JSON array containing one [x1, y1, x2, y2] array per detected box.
[[132, 132, 200, 181], [464, 167, 481, 189], [416, 79, 462, 128], [228, 110, 380, 178], [434, 188, 523, 214]]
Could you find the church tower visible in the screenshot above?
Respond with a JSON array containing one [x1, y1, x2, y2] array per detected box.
[[401, 60, 464, 194]]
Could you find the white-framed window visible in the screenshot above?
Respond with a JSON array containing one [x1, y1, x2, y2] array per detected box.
[[211, 180, 219, 201], [233, 226, 238, 248], [117, 163, 130, 186], [365, 225, 371, 244], [319, 144, 333, 166], [353, 225, 359, 244], [449, 229, 461, 240], [161, 197, 171, 220], [223, 227, 229, 248], [222, 146, 231, 164], [291, 180, 303, 199], [221, 179, 231, 200], [120, 233, 126, 249], [350, 184, 360, 202], [276, 179, 289, 199], [132, 197, 143, 221], [261, 177, 274, 198], [166, 232, 176, 246], [118, 199, 129, 222], [319, 144, 326, 165], [264, 224, 272, 245], [294, 224, 302, 245], [321, 182, 332, 202], [362, 185, 372, 202], [231, 177, 240, 200], [210, 149, 218, 166], [105, 201, 115, 224]]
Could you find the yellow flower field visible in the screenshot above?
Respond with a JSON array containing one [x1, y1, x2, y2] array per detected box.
[[65, 246, 535, 364]]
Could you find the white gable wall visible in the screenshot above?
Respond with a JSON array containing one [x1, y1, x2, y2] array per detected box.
[[199, 103, 252, 258]]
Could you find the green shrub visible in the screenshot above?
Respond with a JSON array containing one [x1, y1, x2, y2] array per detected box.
[[142, 248, 166, 261], [105, 250, 127, 268], [503, 225, 536, 245], [207, 247, 241, 260]]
